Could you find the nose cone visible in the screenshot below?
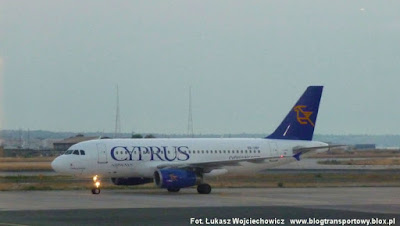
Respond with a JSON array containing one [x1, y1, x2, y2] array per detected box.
[[51, 157, 63, 173]]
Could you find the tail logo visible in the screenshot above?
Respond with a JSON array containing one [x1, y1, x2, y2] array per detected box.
[[293, 105, 315, 127]]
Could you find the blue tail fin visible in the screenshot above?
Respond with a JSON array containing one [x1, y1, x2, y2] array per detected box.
[[266, 86, 323, 141]]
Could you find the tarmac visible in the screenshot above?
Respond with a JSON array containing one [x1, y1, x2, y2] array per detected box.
[[0, 187, 399, 225]]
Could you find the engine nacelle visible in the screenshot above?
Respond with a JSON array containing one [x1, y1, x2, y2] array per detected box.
[[111, 177, 153, 186], [154, 169, 202, 189]]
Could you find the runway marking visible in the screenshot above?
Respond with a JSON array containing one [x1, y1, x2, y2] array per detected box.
[[0, 223, 29, 226]]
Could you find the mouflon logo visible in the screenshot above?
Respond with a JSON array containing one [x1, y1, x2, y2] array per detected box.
[[293, 105, 314, 127], [169, 174, 178, 182]]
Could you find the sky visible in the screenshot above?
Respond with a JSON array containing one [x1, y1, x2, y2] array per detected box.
[[0, 1, 400, 135]]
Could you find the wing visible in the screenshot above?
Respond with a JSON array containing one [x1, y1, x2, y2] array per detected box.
[[156, 144, 342, 172], [156, 156, 284, 173]]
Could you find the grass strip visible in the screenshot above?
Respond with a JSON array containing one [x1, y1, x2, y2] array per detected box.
[[1, 173, 400, 191]]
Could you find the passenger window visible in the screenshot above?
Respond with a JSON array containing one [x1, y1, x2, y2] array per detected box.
[[80, 150, 85, 155], [73, 150, 79, 155]]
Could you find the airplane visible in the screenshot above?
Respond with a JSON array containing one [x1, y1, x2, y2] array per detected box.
[[51, 86, 328, 195]]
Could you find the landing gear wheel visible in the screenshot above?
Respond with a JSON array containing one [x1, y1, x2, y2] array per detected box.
[[167, 188, 180, 192], [197, 183, 211, 194], [91, 175, 101, 195], [91, 188, 101, 194]]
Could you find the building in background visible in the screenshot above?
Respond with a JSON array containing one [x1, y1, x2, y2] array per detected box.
[[53, 134, 97, 152], [353, 144, 376, 150]]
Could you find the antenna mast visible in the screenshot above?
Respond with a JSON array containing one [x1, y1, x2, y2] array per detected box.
[[114, 85, 121, 138], [187, 86, 194, 138]]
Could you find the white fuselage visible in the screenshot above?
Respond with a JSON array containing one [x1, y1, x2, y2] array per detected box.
[[51, 138, 327, 178]]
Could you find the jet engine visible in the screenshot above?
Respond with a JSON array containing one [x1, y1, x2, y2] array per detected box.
[[154, 169, 202, 189], [111, 177, 153, 186]]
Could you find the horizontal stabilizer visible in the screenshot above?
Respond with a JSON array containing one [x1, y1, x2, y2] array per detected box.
[[292, 144, 345, 161]]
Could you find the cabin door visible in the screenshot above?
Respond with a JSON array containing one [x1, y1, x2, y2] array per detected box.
[[269, 142, 279, 157], [96, 143, 108, 164]]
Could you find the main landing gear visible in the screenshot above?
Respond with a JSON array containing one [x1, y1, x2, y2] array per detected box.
[[91, 175, 101, 195], [166, 184, 211, 194], [167, 188, 180, 192], [197, 183, 211, 194]]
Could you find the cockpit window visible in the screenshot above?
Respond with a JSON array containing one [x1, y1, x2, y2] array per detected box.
[[64, 150, 73, 155], [80, 150, 85, 155], [73, 150, 80, 155]]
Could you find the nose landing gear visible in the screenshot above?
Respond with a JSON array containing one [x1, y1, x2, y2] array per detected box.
[[91, 175, 101, 194]]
